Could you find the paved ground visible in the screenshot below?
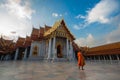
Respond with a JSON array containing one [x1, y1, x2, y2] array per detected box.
[[0, 60, 120, 80]]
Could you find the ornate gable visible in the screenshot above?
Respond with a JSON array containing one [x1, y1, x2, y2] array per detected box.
[[44, 19, 75, 41]]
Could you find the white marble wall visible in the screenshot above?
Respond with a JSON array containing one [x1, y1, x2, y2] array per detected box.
[[28, 37, 75, 61], [29, 41, 40, 57]]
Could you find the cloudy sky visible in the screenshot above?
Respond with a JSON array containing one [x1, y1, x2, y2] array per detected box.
[[0, 0, 120, 47]]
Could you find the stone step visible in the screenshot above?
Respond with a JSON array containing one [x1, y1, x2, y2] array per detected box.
[[52, 58, 69, 62], [28, 56, 72, 62], [28, 56, 44, 61]]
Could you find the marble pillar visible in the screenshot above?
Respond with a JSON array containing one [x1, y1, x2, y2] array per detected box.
[[14, 48, 19, 60], [117, 55, 119, 60], [1, 55, 3, 60], [103, 56, 106, 60], [47, 38, 52, 59], [43, 41, 45, 56], [29, 43, 33, 57], [109, 55, 112, 60], [40, 42, 41, 56], [94, 56, 96, 60], [23, 48, 27, 60], [5, 55, 9, 60], [66, 39, 69, 58], [70, 42, 73, 60], [41, 41, 43, 56], [53, 37, 56, 59], [44, 42, 47, 58], [99, 56, 100, 61]]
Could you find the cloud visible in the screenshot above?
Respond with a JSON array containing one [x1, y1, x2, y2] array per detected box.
[[1, 0, 35, 20], [74, 0, 120, 30], [52, 12, 62, 18], [86, 0, 119, 24], [73, 22, 88, 30], [93, 14, 120, 47], [74, 34, 95, 47], [74, 0, 120, 47], [75, 14, 86, 19], [73, 25, 81, 30], [52, 13, 58, 17], [105, 23, 120, 44], [0, 0, 35, 40], [76, 23, 120, 47]]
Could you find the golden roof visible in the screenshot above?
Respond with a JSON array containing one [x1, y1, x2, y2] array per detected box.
[[44, 20, 61, 36], [44, 19, 75, 40]]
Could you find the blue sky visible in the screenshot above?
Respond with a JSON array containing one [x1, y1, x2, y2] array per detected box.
[[0, 0, 120, 47]]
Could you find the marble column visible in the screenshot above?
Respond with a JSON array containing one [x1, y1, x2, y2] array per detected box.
[[69, 42, 73, 60], [14, 48, 19, 60], [47, 38, 52, 59], [66, 38, 69, 58], [103, 56, 105, 60], [5, 55, 9, 60], [99, 56, 101, 61], [39, 42, 41, 56], [117, 55, 119, 60], [53, 37, 56, 59], [41, 42, 43, 57], [23, 48, 27, 60], [109, 55, 112, 60], [73, 51, 76, 60], [94, 56, 96, 60], [1, 55, 3, 60], [45, 43, 49, 58], [41, 41, 43, 56], [43, 41, 45, 56], [29, 43, 33, 57], [70, 42, 74, 60], [102, 56, 104, 60]]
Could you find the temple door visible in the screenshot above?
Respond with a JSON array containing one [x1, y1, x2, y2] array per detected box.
[[57, 45, 63, 58]]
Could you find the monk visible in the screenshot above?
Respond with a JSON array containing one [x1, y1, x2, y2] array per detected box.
[[77, 51, 85, 70]]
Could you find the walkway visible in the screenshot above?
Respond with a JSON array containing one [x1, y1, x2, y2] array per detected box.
[[0, 60, 120, 80]]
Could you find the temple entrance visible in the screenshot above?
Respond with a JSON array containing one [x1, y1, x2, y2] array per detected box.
[[57, 45, 63, 58]]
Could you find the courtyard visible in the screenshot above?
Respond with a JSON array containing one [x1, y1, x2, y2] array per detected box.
[[0, 60, 120, 80]]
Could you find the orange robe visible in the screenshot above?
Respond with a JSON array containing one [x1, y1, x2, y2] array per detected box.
[[77, 52, 85, 66]]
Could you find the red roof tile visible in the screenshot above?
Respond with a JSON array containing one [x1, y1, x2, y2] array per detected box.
[[31, 28, 39, 40], [16, 37, 25, 47], [23, 36, 32, 47]]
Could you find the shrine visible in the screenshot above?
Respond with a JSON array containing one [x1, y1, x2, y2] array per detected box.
[[14, 19, 76, 61]]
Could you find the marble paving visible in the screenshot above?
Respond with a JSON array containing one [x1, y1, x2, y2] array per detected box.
[[0, 60, 120, 80]]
